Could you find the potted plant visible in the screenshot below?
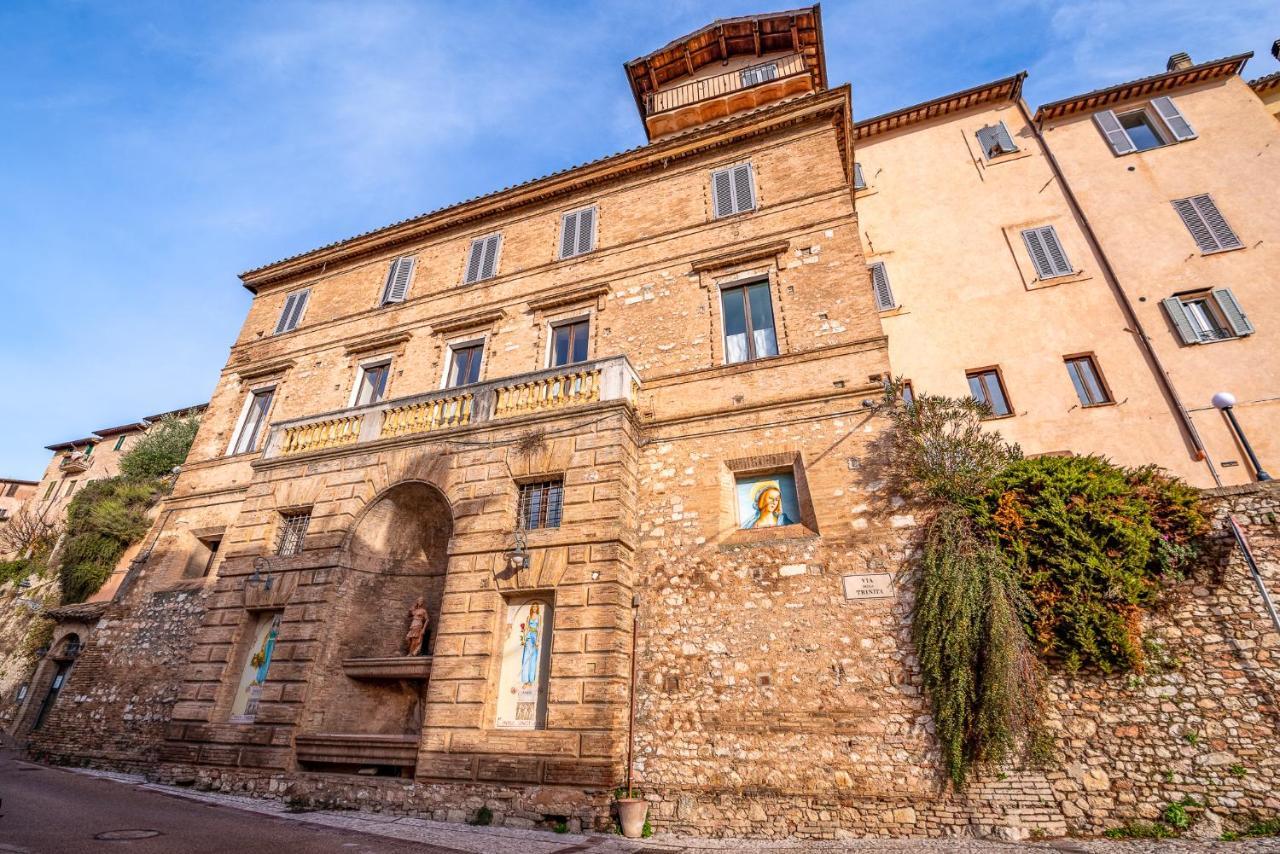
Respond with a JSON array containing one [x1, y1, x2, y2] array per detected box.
[[614, 786, 649, 839]]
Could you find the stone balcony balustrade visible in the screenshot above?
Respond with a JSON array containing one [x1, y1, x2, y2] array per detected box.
[[58, 453, 94, 474], [260, 355, 641, 460]]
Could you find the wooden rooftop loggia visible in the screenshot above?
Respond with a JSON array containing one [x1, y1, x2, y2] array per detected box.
[[342, 656, 433, 681], [624, 7, 827, 140]]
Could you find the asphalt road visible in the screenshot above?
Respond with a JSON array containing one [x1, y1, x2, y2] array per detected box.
[[0, 747, 464, 854]]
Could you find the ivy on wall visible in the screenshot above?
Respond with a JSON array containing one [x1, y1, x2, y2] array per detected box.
[[881, 383, 1208, 788]]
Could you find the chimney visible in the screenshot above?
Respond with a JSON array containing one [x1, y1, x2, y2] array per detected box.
[[1272, 38, 1279, 63], [1166, 52, 1193, 72]]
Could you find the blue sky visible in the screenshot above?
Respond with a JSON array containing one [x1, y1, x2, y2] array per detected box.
[[1, 0, 1276, 478]]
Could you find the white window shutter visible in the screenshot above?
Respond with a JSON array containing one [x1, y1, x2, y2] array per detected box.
[[1151, 96, 1196, 141], [731, 163, 755, 213], [1093, 110, 1136, 155], [1191, 195, 1242, 250], [382, 257, 414, 304], [559, 211, 579, 259], [464, 239, 484, 283], [479, 234, 501, 280], [853, 162, 866, 190], [576, 207, 596, 256], [1212, 289, 1254, 336], [869, 262, 895, 310], [711, 168, 734, 218], [1161, 297, 1200, 345]]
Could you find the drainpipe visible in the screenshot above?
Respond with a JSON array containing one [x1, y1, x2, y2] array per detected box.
[[1017, 98, 1221, 487]]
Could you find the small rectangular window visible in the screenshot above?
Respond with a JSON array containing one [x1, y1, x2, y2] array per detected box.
[[853, 162, 866, 190], [550, 319, 590, 368], [113, 435, 127, 451], [976, 121, 1018, 159], [1064, 356, 1112, 406], [720, 280, 778, 364], [711, 163, 756, 218], [353, 362, 390, 406], [463, 234, 502, 284], [1171, 195, 1242, 253], [517, 480, 563, 530], [43, 482, 56, 500], [1117, 109, 1166, 152], [381, 256, 415, 305], [739, 62, 778, 87], [65, 480, 78, 497], [1021, 226, 1073, 279], [869, 262, 895, 310], [967, 368, 1012, 418], [1163, 290, 1253, 345], [230, 388, 274, 455], [558, 207, 597, 259], [446, 342, 484, 388], [276, 511, 311, 556], [274, 289, 310, 334]]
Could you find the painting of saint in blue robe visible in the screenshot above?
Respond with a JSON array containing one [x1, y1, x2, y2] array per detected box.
[[736, 473, 800, 529], [496, 598, 553, 729]]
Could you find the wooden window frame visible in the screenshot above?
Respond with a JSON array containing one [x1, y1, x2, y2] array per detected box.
[[546, 317, 591, 369], [718, 278, 779, 365], [1063, 353, 1114, 408], [348, 357, 392, 408], [227, 384, 276, 456], [965, 366, 1014, 419], [442, 339, 485, 389]]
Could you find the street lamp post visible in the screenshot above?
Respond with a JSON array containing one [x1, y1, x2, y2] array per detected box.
[[1212, 392, 1271, 482]]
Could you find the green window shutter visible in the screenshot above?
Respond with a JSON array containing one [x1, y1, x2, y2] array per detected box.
[[1212, 289, 1254, 336], [1161, 297, 1199, 345]]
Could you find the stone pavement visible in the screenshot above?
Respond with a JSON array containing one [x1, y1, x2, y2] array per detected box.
[[57, 768, 1280, 853]]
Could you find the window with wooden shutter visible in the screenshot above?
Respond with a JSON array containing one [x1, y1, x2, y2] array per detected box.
[[273, 289, 310, 334], [380, 256, 415, 305], [868, 262, 895, 310], [711, 163, 755, 218], [463, 234, 502, 284], [853, 162, 866, 190], [1020, 226, 1073, 279], [1093, 110, 1137, 155], [1163, 291, 1253, 344], [1212, 289, 1254, 337], [1151, 96, 1196, 141], [558, 206, 597, 259], [1171, 195, 1242, 253], [976, 121, 1018, 159]]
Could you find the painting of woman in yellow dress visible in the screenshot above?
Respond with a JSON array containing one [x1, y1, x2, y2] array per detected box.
[[736, 474, 800, 529]]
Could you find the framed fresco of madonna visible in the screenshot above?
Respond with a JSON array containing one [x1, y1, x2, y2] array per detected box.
[[495, 596, 554, 730], [734, 472, 801, 530]]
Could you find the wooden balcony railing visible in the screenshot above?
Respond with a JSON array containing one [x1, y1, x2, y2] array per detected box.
[[261, 355, 639, 460], [645, 53, 807, 115]]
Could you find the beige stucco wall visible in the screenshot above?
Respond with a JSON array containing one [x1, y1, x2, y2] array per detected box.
[[854, 99, 1208, 483], [1253, 80, 1280, 120], [1040, 74, 1280, 486]]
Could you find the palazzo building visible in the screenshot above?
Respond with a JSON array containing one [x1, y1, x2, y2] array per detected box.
[[17, 8, 1280, 840]]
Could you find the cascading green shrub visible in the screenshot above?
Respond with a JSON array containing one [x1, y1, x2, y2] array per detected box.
[[976, 455, 1207, 673]]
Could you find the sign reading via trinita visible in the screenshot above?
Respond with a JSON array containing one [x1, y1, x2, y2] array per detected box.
[[842, 572, 893, 601]]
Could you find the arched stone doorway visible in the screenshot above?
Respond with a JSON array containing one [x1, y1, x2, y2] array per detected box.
[[295, 481, 453, 776]]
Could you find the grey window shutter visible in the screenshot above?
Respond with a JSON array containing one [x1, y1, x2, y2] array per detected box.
[[1093, 109, 1136, 155], [274, 293, 298, 334], [731, 163, 755, 213], [1151, 96, 1196, 141], [559, 211, 579, 259], [382, 257, 414, 304], [711, 168, 734, 218], [853, 162, 866, 190], [1161, 297, 1200, 344], [976, 125, 998, 157], [977, 123, 1016, 158], [869, 262, 895, 310], [993, 121, 1017, 154], [1213, 289, 1254, 336], [1191, 195, 1242, 250], [576, 207, 596, 255], [1022, 227, 1072, 278], [479, 234, 501, 279], [1171, 198, 1216, 252], [276, 290, 308, 333], [464, 239, 484, 283]]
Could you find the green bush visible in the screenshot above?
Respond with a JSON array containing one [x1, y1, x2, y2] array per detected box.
[[118, 414, 200, 480], [976, 455, 1207, 672], [0, 557, 41, 587], [57, 477, 165, 603]]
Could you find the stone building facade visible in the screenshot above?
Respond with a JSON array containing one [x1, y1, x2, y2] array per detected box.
[[19, 8, 1280, 841]]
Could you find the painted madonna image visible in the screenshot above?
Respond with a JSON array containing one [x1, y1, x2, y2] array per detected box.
[[736, 473, 801, 529], [495, 598, 553, 730]]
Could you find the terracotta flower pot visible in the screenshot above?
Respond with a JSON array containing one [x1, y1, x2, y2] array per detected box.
[[616, 797, 648, 838]]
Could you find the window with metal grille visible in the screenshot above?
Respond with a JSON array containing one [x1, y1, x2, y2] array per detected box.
[[710, 163, 756, 218], [1171, 195, 1242, 253], [967, 368, 1012, 418], [1064, 355, 1112, 406], [517, 481, 563, 530], [276, 511, 311, 556]]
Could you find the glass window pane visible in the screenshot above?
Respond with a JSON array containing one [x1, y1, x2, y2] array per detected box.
[[1066, 360, 1091, 404], [985, 373, 1010, 416], [721, 287, 749, 363], [570, 321, 589, 364], [1119, 112, 1163, 152], [552, 325, 571, 366], [1079, 360, 1106, 404], [967, 374, 988, 405], [746, 282, 778, 358]]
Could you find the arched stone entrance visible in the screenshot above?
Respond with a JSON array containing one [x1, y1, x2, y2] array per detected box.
[[294, 481, 453, 776]]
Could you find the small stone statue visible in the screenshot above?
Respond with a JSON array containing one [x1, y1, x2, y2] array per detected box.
[[404, 596, 429, 656]]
